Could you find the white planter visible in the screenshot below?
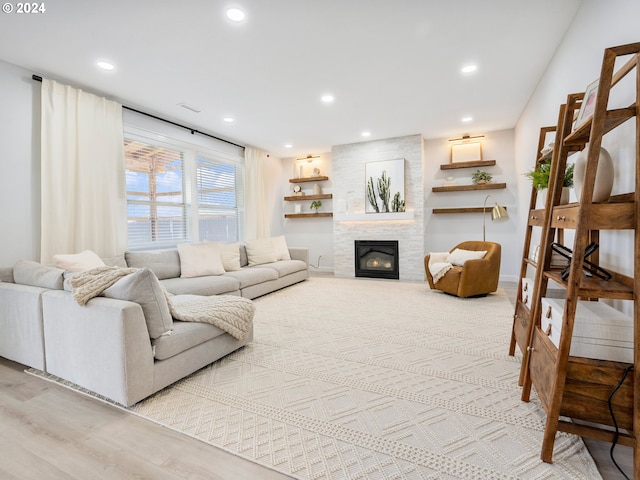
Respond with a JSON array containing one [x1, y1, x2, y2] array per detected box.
[[573, 144, 614, 203]]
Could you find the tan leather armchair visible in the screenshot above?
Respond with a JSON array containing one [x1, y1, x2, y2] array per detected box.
[[424, 241, 501, 298]]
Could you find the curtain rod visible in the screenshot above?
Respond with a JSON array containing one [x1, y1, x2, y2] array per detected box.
[[32, 74, 245, 150]]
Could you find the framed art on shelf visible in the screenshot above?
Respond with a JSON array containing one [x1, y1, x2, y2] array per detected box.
[[574, 78, 599, 130]]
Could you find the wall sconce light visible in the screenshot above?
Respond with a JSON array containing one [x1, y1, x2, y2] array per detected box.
[[448, 134, 485, 164], [298, 154, 320, 163], [483, 193, 508, 241]]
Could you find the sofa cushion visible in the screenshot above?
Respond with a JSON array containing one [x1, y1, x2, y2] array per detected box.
[[256, 260, 308, 278], [13, 260, 64, 290], [177, 242, 225, 278], [160, 275, 240, 296], [224, 267, 278, 288], [125, 250, 181, 280], [239, 245, 249, 267], [245, 238, 277, 266], [103, 268, 173, 339], [447, 248, 487, 266], [219, 242, 241, 271], [53, 250, 105, 271], [0, 267, 14, 283], [102, 253, 127, 268], [152, 319, 225, 360], [271, 235, 291, 261]]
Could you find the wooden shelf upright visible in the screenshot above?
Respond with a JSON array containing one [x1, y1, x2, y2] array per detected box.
[[517, 42, 640, 475]]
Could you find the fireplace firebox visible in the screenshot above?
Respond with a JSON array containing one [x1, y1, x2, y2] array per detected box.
[[354, 240, 399, 280]]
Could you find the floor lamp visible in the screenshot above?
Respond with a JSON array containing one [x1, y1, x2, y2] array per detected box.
[[483, 194, 509, 241]]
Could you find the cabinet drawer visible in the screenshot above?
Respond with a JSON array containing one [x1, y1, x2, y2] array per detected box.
[[550, 206, 579, 229], [521, 277, 534, 309], [540, 298, 633, 363]]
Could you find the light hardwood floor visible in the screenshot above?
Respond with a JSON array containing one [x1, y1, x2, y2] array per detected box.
[[0, 281, 632, 479]]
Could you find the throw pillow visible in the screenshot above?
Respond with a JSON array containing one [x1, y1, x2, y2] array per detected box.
[[53, 250, 106, 271], [13, 260, 64, 290], [218, 242, 241, 271], [446, 248, 487, 266], [177, 242, 225, 278], [103, 267, 173, 339], [271, 235, 291, 261], [245, 238, 277, 266]]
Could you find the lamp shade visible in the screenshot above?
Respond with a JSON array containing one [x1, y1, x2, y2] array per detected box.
[[491, 204, 509, 222]]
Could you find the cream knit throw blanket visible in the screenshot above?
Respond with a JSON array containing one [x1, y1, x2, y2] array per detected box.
[[70, 266, 138, 306], [428, 252, 453, 284], [167, 296, 255, 341]]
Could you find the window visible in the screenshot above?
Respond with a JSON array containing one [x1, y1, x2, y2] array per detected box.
[[197, 157, 243, 242], [124, 134, 244, 249]]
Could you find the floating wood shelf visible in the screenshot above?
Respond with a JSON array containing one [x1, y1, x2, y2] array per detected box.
[[284, 212, 333, 219], [432, 182, 507, 193], [439, 160, 496, 170], [432, 206, 508, 214], [284, 194, 332, 201], [289, 176, 329, 183]]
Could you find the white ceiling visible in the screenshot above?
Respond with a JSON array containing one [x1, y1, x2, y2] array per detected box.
[[0, 0, 581, 158]]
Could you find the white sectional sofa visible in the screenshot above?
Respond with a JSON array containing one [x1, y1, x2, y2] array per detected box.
[[0, 244, 308, 406]]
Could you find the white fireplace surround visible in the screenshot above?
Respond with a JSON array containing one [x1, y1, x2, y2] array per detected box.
[[331, 134, 425, 281]]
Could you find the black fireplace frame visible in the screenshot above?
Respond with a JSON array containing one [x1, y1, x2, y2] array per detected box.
[[354, 240, 399, 280]]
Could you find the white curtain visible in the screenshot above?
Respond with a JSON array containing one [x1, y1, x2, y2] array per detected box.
[[40, 79, 127, 263], [244, 147, 269, 240]]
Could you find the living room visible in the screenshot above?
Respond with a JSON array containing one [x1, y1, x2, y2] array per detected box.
[[1, 1, 640, 479]]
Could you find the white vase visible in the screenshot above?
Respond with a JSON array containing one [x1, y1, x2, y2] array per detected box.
[[573, 144, 614, 203]]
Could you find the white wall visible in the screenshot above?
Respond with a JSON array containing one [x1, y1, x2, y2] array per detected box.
[[515, 0, 640, 310], [280, 152, 334, 273], [424, 129, 518, 281], [0, 61, 40, 265]]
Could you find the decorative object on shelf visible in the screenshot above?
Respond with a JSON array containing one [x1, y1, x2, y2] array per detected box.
[[524, 159, 574, 191], [573, 143, 614, 202], [313, 167, 321, 176], [365, 158, 405, 213], [313, 183, 322, 195], [294, 204, 302, 213], [292, 185, 304, 196], [471, 169, 492, 185], [310, 200, 322, 213], [540, 142, 554, 156], [482, 194, 509, 241], [449, 134, 484, 164], [573, 78, 599, 130], [443, 176, 456, 186]]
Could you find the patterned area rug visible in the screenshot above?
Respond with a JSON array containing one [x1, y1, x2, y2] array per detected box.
[[31, 277, 602, 479]]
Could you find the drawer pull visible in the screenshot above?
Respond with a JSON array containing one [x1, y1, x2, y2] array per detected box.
[[531, 215, 537, 220], [557, 215, 566, 221], [527, 346, 535, 352], [546, 306, 553, 318], [545, 324, 552, 336], [523, 295, 529, 304], [523, 283, 528, 292]]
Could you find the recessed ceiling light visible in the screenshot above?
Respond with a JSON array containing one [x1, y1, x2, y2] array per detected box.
[[321, 94, 334, 103], [284, 144, 293, 148], [461, 116, 473, 122], [461, 64, 477, 74], [223, 116, 235, 123], [361, 131, 371, 137], [226, 8, 245, 22], [96, 60, 115, 71]]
